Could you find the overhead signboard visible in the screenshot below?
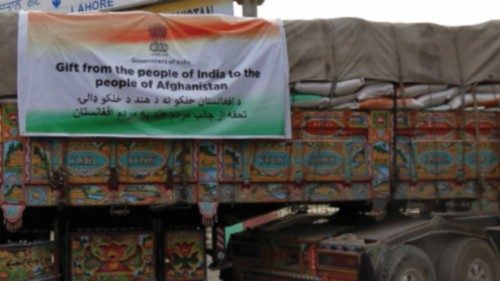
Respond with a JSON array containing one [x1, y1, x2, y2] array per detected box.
[[143, 0, 233, 15], [0, 0, 159, 13], [17, 11, 291, 139]]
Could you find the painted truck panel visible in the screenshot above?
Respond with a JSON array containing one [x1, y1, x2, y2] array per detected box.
[[1, 104, 498, 209]]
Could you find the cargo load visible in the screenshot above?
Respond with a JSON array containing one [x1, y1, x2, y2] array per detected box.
[[0, 12, 498, 281]]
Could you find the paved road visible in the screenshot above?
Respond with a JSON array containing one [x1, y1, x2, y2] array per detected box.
[[207, 256, 220, 281]]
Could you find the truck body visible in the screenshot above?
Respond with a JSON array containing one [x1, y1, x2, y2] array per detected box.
[[0, 12, 499, 281]]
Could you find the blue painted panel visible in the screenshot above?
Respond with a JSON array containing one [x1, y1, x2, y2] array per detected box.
[[253, 150, 292, 170]]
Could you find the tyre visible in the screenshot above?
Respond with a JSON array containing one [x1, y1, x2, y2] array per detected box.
[[438, 237, 499, 281], [379, 245, 438, 281], [219, 267, 233, 281]]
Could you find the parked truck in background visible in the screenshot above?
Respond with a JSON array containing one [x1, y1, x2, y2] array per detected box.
[[0, 12, 499, 281]]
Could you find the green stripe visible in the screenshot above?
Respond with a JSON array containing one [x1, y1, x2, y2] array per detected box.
[[25, 98, 286, 137], [225, 223, 244, 246]]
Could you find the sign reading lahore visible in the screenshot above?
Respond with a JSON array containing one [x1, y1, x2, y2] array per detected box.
[[0, 0, 233, 14], [0, 0, 158, 12]]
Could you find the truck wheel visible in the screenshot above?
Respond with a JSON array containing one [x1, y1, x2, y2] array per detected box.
[[438, 238, 498, 281], [219, 268, 233, 281], [380, 245, 437, 281]]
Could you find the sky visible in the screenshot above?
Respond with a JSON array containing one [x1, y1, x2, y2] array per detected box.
[[235, 0, 500, 26]]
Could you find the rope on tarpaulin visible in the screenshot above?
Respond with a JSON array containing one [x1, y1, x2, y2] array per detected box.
[[390, 25, 402, 207], [453, 33, 467, 188], [471, 83, 485, 210]]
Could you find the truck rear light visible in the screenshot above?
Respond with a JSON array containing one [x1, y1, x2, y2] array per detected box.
[[308, 247, 317, 271]]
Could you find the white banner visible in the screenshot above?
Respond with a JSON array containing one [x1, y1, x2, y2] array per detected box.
[[18, 11, 291, 139]]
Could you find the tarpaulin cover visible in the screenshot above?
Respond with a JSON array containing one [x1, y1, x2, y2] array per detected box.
[[0, 12, 17, 97], [284, 18, 500, 85], [2, 14, 500, 97]]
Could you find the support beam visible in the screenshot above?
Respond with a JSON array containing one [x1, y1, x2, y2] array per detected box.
[[235, 0, 264, 17]]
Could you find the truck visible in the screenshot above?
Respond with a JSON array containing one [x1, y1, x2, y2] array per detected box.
[[0, 11, 499, 281]]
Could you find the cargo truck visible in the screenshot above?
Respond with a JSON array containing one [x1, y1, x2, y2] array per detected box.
[[0, 12, 499, 281]]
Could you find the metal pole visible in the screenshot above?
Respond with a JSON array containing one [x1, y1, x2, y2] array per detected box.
[[235, 0, 264, 17]]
